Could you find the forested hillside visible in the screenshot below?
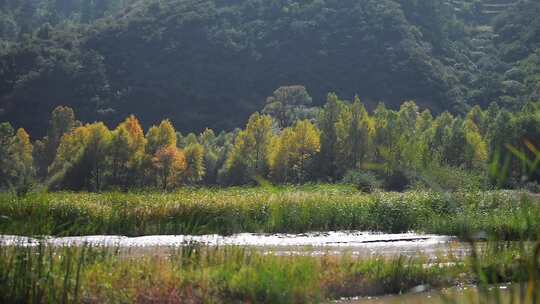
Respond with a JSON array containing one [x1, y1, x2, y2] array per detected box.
[[0, 0, 538, 136], [0, 0, 134, 41]]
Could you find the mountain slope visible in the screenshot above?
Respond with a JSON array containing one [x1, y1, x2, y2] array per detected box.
[[0, 0, 536, 136]]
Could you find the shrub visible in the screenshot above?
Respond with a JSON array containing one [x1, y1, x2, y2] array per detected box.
[[414, 165, 487, 192], [341, 170, 382, 193]]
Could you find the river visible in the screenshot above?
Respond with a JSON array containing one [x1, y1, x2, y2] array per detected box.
[[0, 231, 469, 259]]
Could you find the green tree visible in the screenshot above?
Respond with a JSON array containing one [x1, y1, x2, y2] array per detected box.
[[184, 133, 199, 147], [512, 112, 540, 182], [486, 110, 516, 187], [199, 128, 216, 148], [38, 106, 79, 178], [203, 149, 219, 185], [0, 122, 15, 189], [442, 118, 467, 168], [47, 122, 111, 191], [199, 128, 220, 185], [222, 113, 274, 184], [440, 118, 487, 171], [429, 111, 454, 160], [397, 101, 419, 138], [372, 103, 400, 170], [396, 101, 421, 170], [109, 126, 131, 186], [415, 110, 435, 166], [10, 128, 35, 194], [335, 96, 370, 174], [47, 125, 88, 190], [246, 113, 273, 176], [290, 120, 320, 182], [463, 119, 488, 170], [146, 119, 177, 155], [262, 86, 313, 127], [184, 143, 205, 184], [317, 93, 343, 180], [222, 130, 255, 185], [85, 123, 112, 191], [467, 105, 487, 136]]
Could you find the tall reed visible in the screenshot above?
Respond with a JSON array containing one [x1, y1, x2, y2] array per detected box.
[[0, 186, 538, 238]]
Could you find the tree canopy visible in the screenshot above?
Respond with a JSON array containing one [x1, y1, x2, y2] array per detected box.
[[1, 0, 538, 137]]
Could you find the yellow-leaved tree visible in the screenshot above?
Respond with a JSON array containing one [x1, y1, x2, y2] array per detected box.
[[270, 120, 320, 183], [146, 119, 177, 155], [83, 123, 112, 191], [292, 120, 320, 182], [152, 145, 187, 190], [222, 113, 274, 185], [47, 122, 111, 191], [110, 115, 147, 187], [269, 128, 294, 183], [146, 119, 179, 187]]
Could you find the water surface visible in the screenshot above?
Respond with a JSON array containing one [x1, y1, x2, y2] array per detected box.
[[0, 231, 467, 258], [338, 284, 521, 304]]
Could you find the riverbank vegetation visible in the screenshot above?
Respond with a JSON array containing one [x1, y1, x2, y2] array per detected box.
[[0, 245, 456, 303], [2, 241, 539, 304], [0, 187, 538, 238]]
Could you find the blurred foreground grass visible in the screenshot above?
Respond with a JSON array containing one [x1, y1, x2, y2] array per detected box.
[[2, 240, 540, 303]]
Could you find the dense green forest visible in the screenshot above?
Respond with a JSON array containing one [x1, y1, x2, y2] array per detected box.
[[1, 0, 539, 137], [1, 87, 539, 193], [1, 0, 540, 193]]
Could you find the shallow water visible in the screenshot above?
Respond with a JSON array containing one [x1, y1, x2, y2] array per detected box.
[[0, 231, 468, 258], [338, 284, 521, 304]]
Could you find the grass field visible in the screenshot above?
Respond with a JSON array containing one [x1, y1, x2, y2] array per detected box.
[[0, 185, 538, 239]]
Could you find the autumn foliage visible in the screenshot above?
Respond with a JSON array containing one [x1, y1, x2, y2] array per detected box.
[[1, 87, 539, 192]]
